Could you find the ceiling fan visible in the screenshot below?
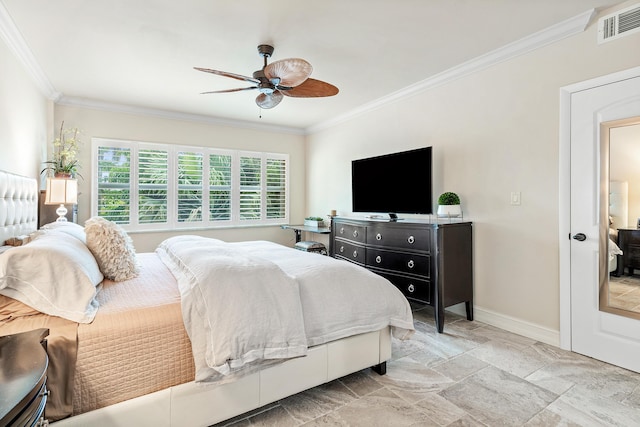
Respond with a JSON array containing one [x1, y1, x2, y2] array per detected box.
[[194, 44, 339, 109]]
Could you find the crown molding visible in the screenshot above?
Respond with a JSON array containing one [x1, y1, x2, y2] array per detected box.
[[0, 1, 60, 100], [56, 96, 306, 135], [306, 8, 596, 134]]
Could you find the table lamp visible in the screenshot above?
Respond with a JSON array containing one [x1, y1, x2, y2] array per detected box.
[[45, 177, 78, 222]]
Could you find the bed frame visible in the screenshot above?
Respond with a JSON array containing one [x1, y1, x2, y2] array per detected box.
[[0, 170, 392, 427]]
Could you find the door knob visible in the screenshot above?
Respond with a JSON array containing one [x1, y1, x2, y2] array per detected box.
[[572, 233, 587, 241]]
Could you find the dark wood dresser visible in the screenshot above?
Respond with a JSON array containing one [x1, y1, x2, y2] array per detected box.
[[617, 228, 640, 276], [0, 328, 49, 427], [330, 217, 473, 333]]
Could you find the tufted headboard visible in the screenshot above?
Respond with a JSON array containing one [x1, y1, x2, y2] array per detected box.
[[0, 170, 39, 244]]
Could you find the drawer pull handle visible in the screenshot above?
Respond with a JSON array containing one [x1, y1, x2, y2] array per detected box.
[[407, 284, 415, 293], [340, 227, 345, 235], [408, 235, 415, 244], [407, 260, 415, 269], [375, 255, 382, 263], [376, 233, 382, 241], [339, 246, 344, 253], [353, 230, 359, 238], [353, 250, 358, 258]]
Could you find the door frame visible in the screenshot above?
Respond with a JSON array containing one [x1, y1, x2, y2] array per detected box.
[[559, 65, 640, 350]]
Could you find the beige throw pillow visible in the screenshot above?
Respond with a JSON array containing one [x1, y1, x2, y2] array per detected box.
[[85, 217, 139, 281]]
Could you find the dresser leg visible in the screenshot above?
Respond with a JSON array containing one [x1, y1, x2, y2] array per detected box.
[[465, 301, 474, 321]]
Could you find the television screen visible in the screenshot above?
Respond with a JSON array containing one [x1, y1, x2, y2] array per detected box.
[[352, 147, 432, 215]]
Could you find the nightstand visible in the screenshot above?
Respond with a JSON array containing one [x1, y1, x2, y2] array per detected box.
[[617, 228, 640, 276], [0, 328, 49, 426]]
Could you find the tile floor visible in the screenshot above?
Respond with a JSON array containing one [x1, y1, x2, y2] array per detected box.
[[609, 273, 640, 313], [215, 304, 640, 426]]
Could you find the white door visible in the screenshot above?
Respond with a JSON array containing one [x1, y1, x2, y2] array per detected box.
[[570, 74, 640, 373]]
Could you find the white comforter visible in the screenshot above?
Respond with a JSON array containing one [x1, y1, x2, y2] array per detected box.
[[157, 236, 414, 382]]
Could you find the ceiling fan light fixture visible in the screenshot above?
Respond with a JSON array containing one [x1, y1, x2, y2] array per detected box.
[[195, 44, 338, 109]]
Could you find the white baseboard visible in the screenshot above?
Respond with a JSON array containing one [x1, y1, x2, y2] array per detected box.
[[447, 304, 560, 347]]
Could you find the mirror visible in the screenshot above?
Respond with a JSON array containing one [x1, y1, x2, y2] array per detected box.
[[601, 120, 640, 319]]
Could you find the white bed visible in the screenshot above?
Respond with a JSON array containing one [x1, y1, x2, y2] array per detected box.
[[0, 170, 414, 427]]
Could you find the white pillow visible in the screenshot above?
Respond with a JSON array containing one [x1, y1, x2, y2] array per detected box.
[[84, 217, 139, 281], [41, 221, 87, 244], [0, 231, 103, 323]]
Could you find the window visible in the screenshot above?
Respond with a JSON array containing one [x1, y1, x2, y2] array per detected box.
[[92, 138, 289, 231]]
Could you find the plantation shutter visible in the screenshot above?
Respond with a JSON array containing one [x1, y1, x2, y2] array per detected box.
[[266, 157, 287, 219], [209, 153, 232, 222], [177, 151, 203, 223], [138, 148, 168, 225], [239, 155, 262, 221], [96, 146, 131, 224]]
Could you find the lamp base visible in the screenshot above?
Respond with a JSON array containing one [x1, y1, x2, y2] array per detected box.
[[56, 204, 68, 222]]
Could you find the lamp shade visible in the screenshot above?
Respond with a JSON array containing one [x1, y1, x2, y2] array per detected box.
[[45, 178, 78, 205]]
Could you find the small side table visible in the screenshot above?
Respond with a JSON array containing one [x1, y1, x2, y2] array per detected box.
[[0, 328, 49, 426], [281, 224, 331, 243]]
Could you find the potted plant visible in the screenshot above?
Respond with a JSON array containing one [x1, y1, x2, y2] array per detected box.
[[304, 216, 325, 228], [437, 192, 462, 217], [41, 121, 82, 178]]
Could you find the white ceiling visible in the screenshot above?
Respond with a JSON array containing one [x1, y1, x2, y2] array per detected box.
[[1, 0, 623, 132]]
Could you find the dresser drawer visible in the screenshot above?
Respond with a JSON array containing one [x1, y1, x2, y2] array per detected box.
[[367, 248, 430, 277], [335, 223, 366, 244], [334, 240, 366, 265], [375, 271, 430, 303], [367, 225, 430, 251]]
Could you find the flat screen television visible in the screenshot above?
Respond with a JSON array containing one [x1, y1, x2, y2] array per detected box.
[[351, 147, 432, 218]]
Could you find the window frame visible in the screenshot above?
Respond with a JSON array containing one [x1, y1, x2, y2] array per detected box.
[[91, 138, 289, 231]]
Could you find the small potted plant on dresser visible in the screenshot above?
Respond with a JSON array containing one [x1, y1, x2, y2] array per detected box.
[[437, 192, 462, 217], [304, 216, 325, 228]]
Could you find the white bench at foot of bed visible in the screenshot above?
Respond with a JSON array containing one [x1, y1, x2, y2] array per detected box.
[[52, 328, 391, 427]]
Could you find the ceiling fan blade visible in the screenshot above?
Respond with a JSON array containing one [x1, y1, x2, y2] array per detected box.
[[194, 67, 260, 84], [280, 78, 339, 98], [200, 86, 258, 94], [264, 58, 312, 87], [256, 91, 284, 109]]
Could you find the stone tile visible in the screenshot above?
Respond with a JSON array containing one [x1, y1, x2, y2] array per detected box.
[[279, 379, 357, 424], [367, 356, 455, 403], [431, 354, 488, 382], [467, 339, 554, 378], [526, 356, 640, 401], [244, 405, 299, 427], [471, 325, 537, 349], [439, 366, 557, 426], [338, 369, 384, 397], [413, 392, 467, 425], [524, 408, 586, 427], [324, 388, 435, 427], [445, 415, 487, 426], [548, 385, 640, 426]]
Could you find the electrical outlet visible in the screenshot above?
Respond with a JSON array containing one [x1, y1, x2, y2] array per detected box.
[[510, 191, 521, 206]]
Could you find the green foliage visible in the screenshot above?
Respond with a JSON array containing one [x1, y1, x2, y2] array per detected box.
[[438, 192, 460, 205], [305, 216, 324, 221]]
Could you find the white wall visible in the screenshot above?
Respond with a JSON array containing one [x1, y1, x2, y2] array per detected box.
[[305, 3, 640, 336], [54, 105, 306, 251], [0, 34, 49, 178]]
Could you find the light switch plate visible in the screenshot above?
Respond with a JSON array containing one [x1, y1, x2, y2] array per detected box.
[[511, 192, 521, 206]]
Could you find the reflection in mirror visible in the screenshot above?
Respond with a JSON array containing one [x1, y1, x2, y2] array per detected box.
[[601, 120, 640, 319]]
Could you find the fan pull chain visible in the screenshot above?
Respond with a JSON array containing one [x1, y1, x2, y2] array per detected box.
[[258, 107, 262, 119]]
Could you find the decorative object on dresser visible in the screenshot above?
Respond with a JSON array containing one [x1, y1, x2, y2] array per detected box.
[[0, 328, 49, 426], [331, 217, 473, 333], [616, 228, 640, 276], [436, 192, 462, 218]]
